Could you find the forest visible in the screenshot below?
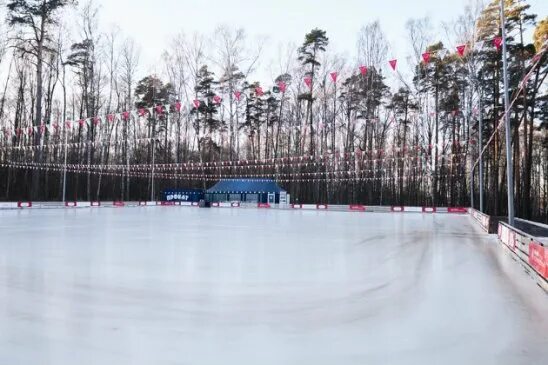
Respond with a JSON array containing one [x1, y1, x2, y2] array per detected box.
[[0, 0, 546, 221]]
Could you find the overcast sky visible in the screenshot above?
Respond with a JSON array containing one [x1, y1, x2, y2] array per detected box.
[[94, 0, 547, 83]]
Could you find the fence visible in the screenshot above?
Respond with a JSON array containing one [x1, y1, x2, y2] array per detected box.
[[497, 221, 547, 292]]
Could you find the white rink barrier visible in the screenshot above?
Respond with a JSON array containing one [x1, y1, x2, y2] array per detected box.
[[404, 206, 422, 213], [0, 202, 18, 209], [470, 208, 498, 233], [497, 221, 548, 292], [0, 201, 475, 215]]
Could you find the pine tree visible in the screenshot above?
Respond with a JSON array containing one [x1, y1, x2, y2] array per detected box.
[[298, 29, 329, 156]]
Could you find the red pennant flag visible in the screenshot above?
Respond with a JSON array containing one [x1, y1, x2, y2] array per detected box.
[[175, 101, 182, 112], [213, 95, 222, 104], [277, 81, 287, 93], [359, 65, 368, 76], [456, 45, 466, 57], [255, 86, 264, 96], [493, 37, 502, 51], [78, 119, 85, 127], [65, 121, 72, 129], [234, 91, 242, 101], [304, 77, 312, 89], [389, 59, 397, 71], [330, 72, 338, 83], [138, 108, 147, 117], [422, 52, 431, 63], [122, 111, 130, 121], [107, 114, 115, 123], [93, 117, 101, 126], [39, 124, 46, 134], [193, 99, 201, 108], [155, 105, 163, 114]]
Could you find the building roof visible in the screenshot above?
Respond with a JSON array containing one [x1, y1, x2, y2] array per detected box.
[[206, 179, 286, 194]]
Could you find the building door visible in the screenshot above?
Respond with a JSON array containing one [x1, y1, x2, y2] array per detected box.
[[268, 193, 275, 204], [279, 192, 287, 205]]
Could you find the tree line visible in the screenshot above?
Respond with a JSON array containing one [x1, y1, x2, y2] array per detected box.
[[0, 0, 546, 221]]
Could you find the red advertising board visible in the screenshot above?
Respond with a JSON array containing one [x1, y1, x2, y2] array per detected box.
[[529, 242, 548, 279]]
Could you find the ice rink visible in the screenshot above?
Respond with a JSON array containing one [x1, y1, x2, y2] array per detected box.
[[1, 207, 547, 364]]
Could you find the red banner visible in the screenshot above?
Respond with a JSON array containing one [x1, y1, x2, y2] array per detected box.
[[359, 65, 368, 76], [529, 242, 547, 279], [349, 205, 366, 211], [494, 37, 503, 51], [422, 52, 431, 63], [457, 45, 466, 57], [258, 203, 271, 208]]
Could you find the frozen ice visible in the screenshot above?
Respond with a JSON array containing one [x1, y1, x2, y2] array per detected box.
[[0, 207, 547, 364]]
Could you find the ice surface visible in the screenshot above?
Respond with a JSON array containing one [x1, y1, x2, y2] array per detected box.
[[0, 208, 547, 364]]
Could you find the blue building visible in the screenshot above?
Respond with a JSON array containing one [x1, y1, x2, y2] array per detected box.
[[206, 179, 287, 204]]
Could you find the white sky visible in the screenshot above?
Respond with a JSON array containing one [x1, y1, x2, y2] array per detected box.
[[83, 0, 547, 84]]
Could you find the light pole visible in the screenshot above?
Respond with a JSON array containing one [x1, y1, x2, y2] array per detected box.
[[150, 135, 155, 202], [478, 88, 484, 212], [500, 0, 515, 226], [62, 122, 68, 203]]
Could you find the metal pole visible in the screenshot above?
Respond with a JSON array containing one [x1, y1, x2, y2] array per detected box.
[[500, 0, 515, 226], [468, 85, 474, 209], [478, 88, 484, 212], [62, 124, 68, 203], [471, 170, 475, 209], [151, 136, 155, 202]]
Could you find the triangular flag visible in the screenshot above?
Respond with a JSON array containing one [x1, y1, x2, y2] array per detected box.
[[359, 65, 368, 76], [107, 114, 115, 123], [255, 87, 264, 96], [422, 52, 431, 63], [304, 77, 312, 89], [174, 101, 182, 112], [122, 111, 130, 121], [277, 81, 287, 93], [389, 59, 397, 71], [155, 105, 163, 114], [193, 99, 201, 108], [138, 108, 147, 117], [330, 72, 338, 83], [234, 91, 242, 101], [456, 45, 466, 57], [494, 37, 502, 51], [213, 95, 222, 104]]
